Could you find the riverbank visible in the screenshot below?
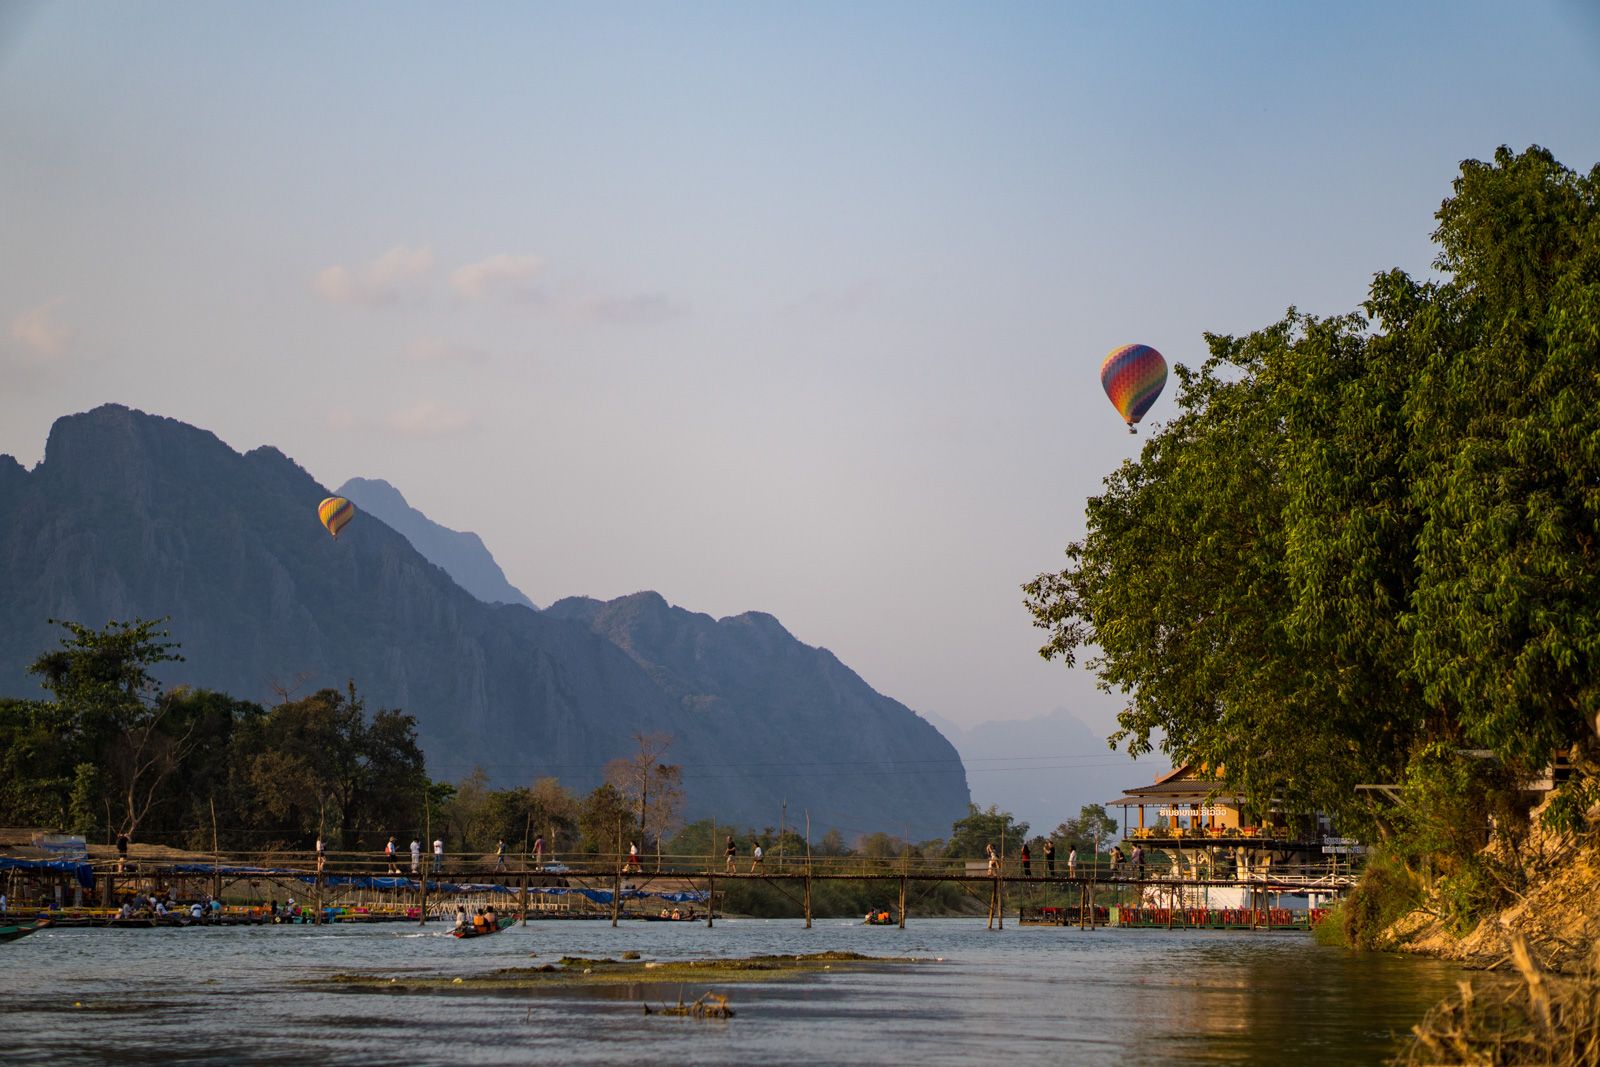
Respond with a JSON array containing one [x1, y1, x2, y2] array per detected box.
[[1377, 796, 1600, 1064], [1382, 814, 1600, 973]]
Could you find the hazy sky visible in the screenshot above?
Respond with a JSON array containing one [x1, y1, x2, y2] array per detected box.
[[3, 3, 1598, 759]]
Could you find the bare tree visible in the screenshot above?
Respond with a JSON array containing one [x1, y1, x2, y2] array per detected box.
[[603, 732, 683, 851]]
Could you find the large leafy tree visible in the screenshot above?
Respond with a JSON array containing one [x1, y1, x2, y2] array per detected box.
[[237, 684, 426, 849], [24, 618, 191, 841], [1025, 146, 1600, 828]]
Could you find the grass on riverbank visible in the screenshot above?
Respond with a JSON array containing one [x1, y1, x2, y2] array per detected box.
[[1395, 935, 1600, 1066]]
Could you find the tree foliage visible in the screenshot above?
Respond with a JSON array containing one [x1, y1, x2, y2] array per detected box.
[[1025, 146, 1600, 838], [942, 803, 1028, 859]]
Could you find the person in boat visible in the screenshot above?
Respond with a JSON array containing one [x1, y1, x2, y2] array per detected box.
[[484, 904, 497, 929], [671, 908, 682, 920], [472, 908, 488, 933], [455, 904, 468, 929]]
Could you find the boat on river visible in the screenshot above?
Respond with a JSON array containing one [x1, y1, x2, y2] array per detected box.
[[0, 919, 50, 943], [452, 915, 514, 939]]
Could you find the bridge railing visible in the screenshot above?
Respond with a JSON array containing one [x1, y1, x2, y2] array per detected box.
[[93, 847, 1362, 884]]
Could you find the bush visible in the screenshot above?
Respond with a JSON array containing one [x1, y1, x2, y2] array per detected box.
[[1342, 850, 1422, 950]]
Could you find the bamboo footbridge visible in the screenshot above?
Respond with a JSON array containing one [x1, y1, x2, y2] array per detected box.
[[15, 846, 1357, 932]]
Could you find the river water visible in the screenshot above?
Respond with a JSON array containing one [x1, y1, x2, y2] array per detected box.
[[2, 917, 1459, 1065]]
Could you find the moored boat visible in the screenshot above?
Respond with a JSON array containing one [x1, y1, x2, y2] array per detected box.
[[0, 919, 51, 943]]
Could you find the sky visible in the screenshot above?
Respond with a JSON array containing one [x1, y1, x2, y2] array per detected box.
[[3, 3, 1599, 785]]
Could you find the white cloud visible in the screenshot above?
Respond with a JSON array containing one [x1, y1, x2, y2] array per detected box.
[[9, 297, 71, 358], [408, 338, 489, 365], [314, 245, 435, 306], [450, 253, 544, 303], [384, 400, 475, 439]]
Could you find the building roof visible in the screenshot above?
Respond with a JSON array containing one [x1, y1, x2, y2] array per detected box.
[[1104, 763, 1244, 806]]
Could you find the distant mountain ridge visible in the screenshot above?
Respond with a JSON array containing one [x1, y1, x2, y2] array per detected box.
[[336, 476, 536, 609], [926, 708, 1156, 834], [0, 404, 970, 839]]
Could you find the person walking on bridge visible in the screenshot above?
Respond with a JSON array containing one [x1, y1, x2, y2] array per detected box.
[[1067, 846, 1077, 878], [1044, 840, 1056, 877], [409, 839, 421, 874], [433, 838, 444, 874], [724, 836, 737, 873], [1020, 842, 1032, 877]]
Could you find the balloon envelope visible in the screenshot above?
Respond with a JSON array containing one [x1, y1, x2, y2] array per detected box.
[[318, 496, 356, 539], [1100, 344, 1167, 429]]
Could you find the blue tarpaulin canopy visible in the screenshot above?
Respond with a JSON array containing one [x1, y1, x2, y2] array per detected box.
[[0, 856, 95, 889]]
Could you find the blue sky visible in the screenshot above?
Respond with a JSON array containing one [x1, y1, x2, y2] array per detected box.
[[3, 3, 1598, 768]]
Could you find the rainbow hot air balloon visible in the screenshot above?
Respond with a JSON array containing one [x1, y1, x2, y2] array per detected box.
[[1100, 343, 1167, 433], [318, 496, 356, 539]]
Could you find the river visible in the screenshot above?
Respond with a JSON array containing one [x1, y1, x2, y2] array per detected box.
[[1, 917, 1459, 1065]]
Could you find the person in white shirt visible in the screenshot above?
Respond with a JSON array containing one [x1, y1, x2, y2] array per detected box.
[[432, 838, 444, 873], [410, 839, 421, 874]]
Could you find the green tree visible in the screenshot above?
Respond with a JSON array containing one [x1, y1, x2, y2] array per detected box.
[[238, 684, 426, 849], [26, 618, 191, 842], [1023, 145, 1600, 840], [577, 782, 632, 857], [943, 804, 1027, 859], [1052, 804, 1120, 852]]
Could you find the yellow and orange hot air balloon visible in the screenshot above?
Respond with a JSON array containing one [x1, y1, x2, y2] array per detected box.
[[318, 496, 356, 539]]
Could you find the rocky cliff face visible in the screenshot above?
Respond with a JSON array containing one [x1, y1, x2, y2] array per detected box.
[[336, 476, 536, 609], [0, 405, 970, 839], [546, 592, 968, 838]]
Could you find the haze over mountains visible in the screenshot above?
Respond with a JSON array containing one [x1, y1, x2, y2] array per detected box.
[[0, 405, 970, 840]]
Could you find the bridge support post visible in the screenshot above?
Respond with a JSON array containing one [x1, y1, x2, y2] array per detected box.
[[804, 874, 812, 929], [706, 873, 715, 928], [897, 875, 906, 929], [519, 870, 528, 925]]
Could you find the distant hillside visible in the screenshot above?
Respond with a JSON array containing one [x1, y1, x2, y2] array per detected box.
[[546, 592, 967, 839], [926, 708, 1157, 834], [0, 405, 970, 839], [337, 476, 535, 609]]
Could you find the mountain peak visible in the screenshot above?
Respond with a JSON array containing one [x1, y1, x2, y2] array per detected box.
[[335, 476, 536, 610]]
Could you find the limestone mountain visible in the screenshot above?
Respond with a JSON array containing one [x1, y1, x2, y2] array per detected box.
[[545, 592, 967, 840], [336, 476, 536, 609], [0, 404, 970, 839]]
